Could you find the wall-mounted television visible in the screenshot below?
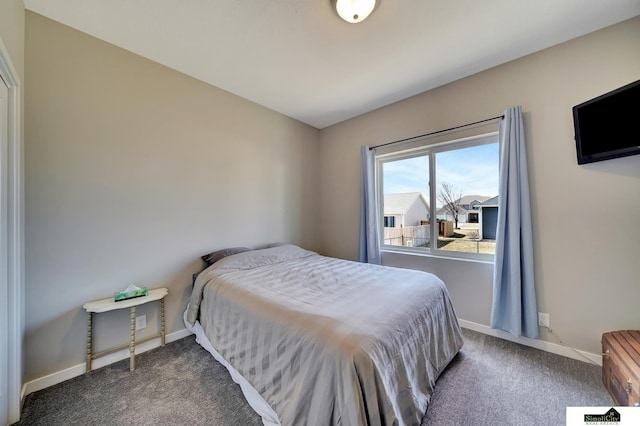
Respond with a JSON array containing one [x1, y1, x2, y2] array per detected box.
[[573, 79, 640, 165]]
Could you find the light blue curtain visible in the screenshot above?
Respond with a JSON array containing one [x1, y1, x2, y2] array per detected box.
[[358, 146, 381, 264], [490, 106, 538, 338]]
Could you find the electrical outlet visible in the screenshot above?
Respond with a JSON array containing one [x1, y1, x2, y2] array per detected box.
[[538, 312, 550, 328], [135, 315, 146, 330]]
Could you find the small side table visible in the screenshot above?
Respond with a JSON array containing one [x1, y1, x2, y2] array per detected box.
[[83, 287, 168, 372]]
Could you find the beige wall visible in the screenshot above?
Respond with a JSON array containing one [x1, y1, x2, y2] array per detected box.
[[319, 16, 640, 355], [25, 12, 320, 381], [0, 0, 24, 79]]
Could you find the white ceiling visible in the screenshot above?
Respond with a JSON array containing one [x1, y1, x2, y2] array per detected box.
[[24, 0, 640, 129]]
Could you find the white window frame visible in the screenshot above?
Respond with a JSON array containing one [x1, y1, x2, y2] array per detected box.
[[376, 132, 498, 263]]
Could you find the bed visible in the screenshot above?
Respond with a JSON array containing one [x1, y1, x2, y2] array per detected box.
[[184, 244, 463, 425]]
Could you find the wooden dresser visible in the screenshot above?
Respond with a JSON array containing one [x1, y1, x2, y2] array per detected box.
[[602, 330, 640, 406]]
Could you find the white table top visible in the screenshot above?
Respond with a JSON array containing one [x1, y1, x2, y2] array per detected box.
[[83, 287, 168, 313]]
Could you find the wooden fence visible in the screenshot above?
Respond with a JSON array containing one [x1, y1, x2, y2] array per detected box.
[[383, 225, 430, 247]]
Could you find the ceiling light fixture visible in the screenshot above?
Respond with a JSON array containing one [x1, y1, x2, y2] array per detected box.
[[334, 0, 377, 24]]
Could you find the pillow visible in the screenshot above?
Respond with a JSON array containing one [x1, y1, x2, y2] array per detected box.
[[268, 242, 290, 248], [201, 247, 252, 266], [215, 244, 316, 271]]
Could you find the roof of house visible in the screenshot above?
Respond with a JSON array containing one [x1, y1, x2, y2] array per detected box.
[[458, 195, 493, 206], [436, 205, 470, 216], [480, 196, 499, 206], [384, 192, 429, 215], [436, 195, 494, 215]]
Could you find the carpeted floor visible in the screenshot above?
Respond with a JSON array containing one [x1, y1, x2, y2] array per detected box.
[[15, 328, 612, 425], [422, 329, 612, 425]]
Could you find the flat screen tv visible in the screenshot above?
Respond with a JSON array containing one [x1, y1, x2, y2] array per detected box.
[[573, 79, 640, 165]]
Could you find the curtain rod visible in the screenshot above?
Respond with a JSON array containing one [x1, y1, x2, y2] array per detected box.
[[369, 115, 504, 150]]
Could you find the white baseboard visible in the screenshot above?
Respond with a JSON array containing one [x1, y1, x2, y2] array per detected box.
[[21, 328, 193, 399], [458, 319, 602, 366]]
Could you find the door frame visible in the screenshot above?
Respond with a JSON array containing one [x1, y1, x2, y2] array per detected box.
[[0, 36, 23, 425]]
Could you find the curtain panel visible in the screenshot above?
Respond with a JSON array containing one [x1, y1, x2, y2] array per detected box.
[[358, 146, 381, 264], [490, 106, 539, 338]]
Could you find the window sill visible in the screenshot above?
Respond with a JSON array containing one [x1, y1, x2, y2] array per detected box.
[[381, 246, 495, 265]]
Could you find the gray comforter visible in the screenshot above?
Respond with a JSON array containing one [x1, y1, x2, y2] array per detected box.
[[186, 245, 463, 426]]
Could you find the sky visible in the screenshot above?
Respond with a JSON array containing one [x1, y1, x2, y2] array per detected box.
[[382, 143, 499, 206]]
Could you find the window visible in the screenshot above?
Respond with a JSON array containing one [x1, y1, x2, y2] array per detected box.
[[383, 216, 396, 228], [377, 132, 499, 261]]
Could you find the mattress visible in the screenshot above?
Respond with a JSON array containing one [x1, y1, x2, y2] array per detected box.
[[185, 244, 463, 425]]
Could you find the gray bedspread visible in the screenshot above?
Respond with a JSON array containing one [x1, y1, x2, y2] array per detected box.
[[186, 245, 463, 426]]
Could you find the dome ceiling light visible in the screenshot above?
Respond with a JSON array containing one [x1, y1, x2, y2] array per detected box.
[[334, 0, 377, 24]]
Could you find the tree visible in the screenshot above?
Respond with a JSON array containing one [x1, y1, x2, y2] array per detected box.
[[438, 182, 463, 229]]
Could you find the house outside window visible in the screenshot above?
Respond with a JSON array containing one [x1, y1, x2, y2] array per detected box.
[[377, 132, 499, 261]]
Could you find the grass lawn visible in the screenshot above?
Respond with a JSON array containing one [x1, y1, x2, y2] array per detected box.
[[421, 231, 496, 254], [436, 238, 496, 254], [390, 225, 496, 254]]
